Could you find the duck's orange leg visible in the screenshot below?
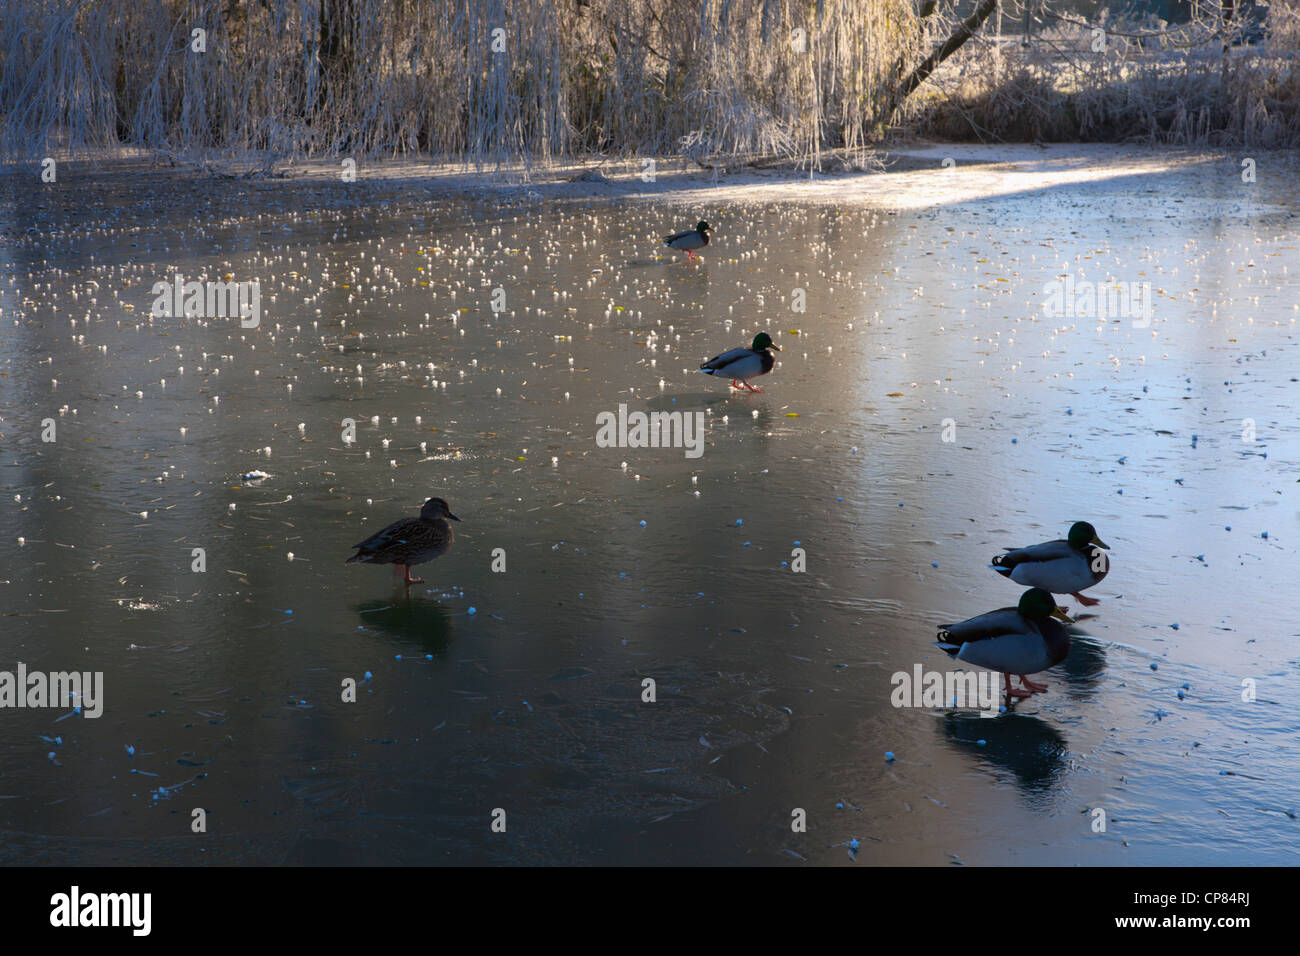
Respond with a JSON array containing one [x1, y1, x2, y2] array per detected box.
[[1018, 675, 1049, 693], [400, 564, 424, 585], [1071, 591, 1100, 606], [1004, 673, 1032, 699]]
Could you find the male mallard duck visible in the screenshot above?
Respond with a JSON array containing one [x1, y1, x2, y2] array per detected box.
[[346, 497, 459, 585], [935, 587, 1075, 699], [699, 332, 780, 392], [663, 220, 711, 259], [992, 521, 1110, 606]]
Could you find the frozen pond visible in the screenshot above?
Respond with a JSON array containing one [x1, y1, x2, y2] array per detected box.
[[1, 150, 1298, 864]]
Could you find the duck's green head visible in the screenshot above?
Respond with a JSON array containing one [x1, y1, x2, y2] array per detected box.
[[1068, 521, 1108, 549], [751, 332, 780, 352], [1019, 587, 1074, 623], [696, 221, 711, 233]]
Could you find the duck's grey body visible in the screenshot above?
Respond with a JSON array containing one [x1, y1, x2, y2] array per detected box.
[[663, 220, 711, 257], [936, 608, 1069, 675], [993, 539, 1107, 594], [664, 229, 708, 252], [699, 332, 780, 391], [700, 347, 774, 381], [933, 588, 1075, 698]]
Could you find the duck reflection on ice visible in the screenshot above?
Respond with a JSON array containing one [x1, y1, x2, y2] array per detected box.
[[1058, 632, 1107, 698], [942, 712, 1069, 795], [645, 392, 717, 412], [644, 394, 775, 427], [355, 597, 453, 653]]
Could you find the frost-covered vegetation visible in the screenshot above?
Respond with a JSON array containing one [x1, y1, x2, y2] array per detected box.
[[1, 0, 1296, 168]]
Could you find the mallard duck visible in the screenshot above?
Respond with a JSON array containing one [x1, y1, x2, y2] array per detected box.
[[935, 588, 1074, 699], [699, 332, 780, 392], [346, 497, 459, 585], [663, 220, 710, 259], [992, 521, 1110, 606]]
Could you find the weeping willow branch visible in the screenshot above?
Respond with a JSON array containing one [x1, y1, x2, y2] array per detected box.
[[888, 0, 998, 121]]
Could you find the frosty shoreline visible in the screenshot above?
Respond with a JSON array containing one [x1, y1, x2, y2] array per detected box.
[[15, 145, 1299, 216]]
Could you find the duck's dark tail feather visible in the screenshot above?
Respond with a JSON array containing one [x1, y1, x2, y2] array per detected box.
[[934, 634, 961, 656], [346, 552, 369, 564], [990, 555, 1013, 577]]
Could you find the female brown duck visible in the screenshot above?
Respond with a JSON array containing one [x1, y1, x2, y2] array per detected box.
[[346, 497, 459, 585]]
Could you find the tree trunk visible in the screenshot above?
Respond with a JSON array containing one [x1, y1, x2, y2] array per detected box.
[[318, 0, 355, 116], [887, 0, 999, 123]]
